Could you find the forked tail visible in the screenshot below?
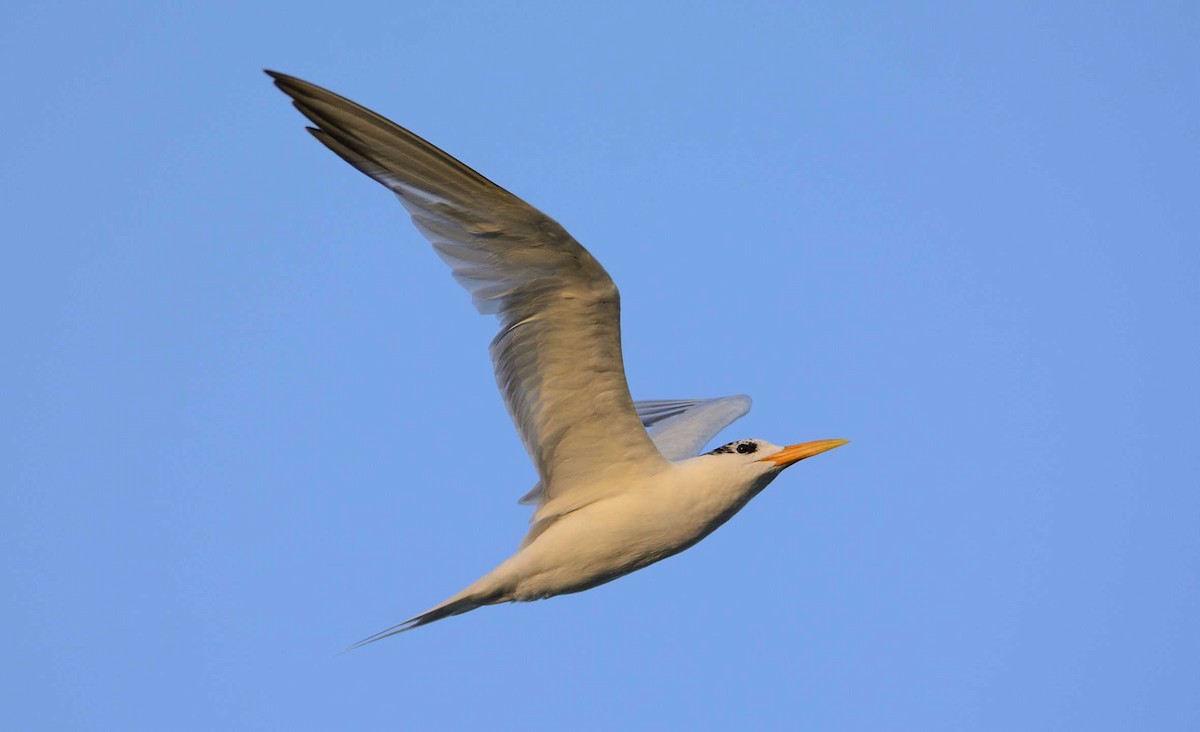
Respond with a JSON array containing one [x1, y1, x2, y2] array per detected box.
[[343, 594, 486, 651]]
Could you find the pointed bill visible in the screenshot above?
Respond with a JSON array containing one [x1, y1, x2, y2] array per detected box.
[[759, 439, 849, 468]]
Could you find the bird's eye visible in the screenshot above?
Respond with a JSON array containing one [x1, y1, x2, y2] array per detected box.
[[736, 442, 757, 455]]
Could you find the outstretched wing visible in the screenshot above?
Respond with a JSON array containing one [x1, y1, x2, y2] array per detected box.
[[636, 395, 753, 460], [517, 394, 753, 505], [269, 72, 667, 519]]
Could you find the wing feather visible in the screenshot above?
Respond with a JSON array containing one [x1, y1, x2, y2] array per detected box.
[[269, 72, 667, 517], [640, 395, 753, 460], [516, 394, 753, 505]]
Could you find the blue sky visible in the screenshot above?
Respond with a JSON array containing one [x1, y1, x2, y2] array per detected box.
[[4, 2, 1198, 729]]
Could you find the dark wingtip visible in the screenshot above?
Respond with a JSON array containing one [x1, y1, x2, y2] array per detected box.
[[265, 69, 309, 98]]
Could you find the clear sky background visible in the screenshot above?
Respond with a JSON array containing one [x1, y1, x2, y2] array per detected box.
[[4, 2, 1198, 730]]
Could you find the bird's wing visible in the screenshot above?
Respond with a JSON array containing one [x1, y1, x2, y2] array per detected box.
[[269, 72, 667, 519], [516, 394, 753, 505], [636, 395, 754, 460]]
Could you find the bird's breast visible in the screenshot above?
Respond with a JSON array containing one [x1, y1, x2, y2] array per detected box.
[[507, 470, 762, 600]]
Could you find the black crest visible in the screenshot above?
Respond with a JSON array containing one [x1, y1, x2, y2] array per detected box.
[[708, 440, 758, 456]]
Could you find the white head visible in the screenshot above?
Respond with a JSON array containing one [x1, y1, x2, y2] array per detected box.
[[702, 437, 850, 485]]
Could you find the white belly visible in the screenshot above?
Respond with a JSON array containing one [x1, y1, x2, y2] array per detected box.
[[501, 472, 763, 601]]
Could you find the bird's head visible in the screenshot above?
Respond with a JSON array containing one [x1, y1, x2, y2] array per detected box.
[[705, 437, 849, 480]]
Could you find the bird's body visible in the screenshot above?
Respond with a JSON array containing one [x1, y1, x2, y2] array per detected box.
[[493, 450, 778, 602], [268, 72, 848, 646]]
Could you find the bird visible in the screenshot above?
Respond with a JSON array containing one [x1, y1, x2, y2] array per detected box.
[[267, 71, 849, 647]]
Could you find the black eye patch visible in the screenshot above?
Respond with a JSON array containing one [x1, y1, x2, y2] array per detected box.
[[736, 442, 757, 455]]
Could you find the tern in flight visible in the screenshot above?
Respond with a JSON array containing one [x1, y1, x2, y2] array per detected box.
[[268, 72, 849, 646]]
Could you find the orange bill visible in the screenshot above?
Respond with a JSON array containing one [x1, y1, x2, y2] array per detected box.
[[759, 439, 850, 467]]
